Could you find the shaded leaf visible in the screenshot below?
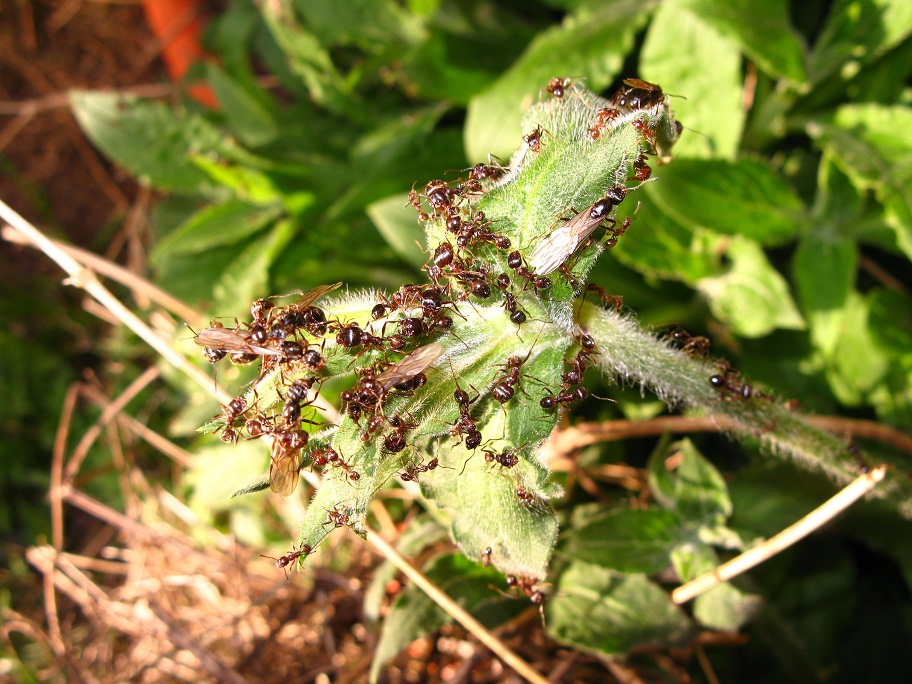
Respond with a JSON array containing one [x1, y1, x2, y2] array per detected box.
[[649, 439, 732, 522], [153, 199, 284, 257], [561, 506, 684, 574], [648, 159, 804, 245], [548, 562, 693, 655], [69, 90, 231, 196], [697, 237, 805, 337], [370, 554, 523, 683]]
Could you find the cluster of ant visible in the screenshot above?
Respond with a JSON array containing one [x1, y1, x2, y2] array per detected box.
[[197, 76, 674, 595], [664, 327, 775, 404]]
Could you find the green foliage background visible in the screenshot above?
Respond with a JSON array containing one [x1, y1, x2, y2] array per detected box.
[[5, 0, 912, 680]]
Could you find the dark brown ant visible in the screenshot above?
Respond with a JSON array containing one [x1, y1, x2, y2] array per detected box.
[[506, 249, 551, 291], [583, 283, 624, 312], [516, 486, 535, 507], [545, 77, 571, 99], [261, 543, 312, 579], [271, 283, 341, 338], [407, 183, 430, 221], [506, 574, 546, 605], [491, 355, 529, 404], [709, 360, 759, 400], [667, 327, 710, 357], [522, 126, 545, 153], [632, 151, 652, 181], [310, 445, 361, 483], [588, 106, 620, 140], [481, 547, 493, 567], [539, 386, 589, 412], [382, 414, 417, 454], [484, 447, 520, 469], [216, 396, 248, 443], [398, 455, 443, 482], [502, 291, 527, 325], [424, 179, 460, 215], [194, 321, 284, 365], [467, 162, 505, 183], [449, 376, 483, 452], [335, 322, 364, 349], [610, 78, 665, 112], [325, 506, 351, 528]]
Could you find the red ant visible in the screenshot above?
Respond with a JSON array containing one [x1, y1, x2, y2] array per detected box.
[[261, 543, 311, 579]]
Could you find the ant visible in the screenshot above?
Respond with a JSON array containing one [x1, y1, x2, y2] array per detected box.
[[450, 377, 483, 451], [545, 77, 572, 99], [522, 126, 545, 153], [311, 446, 361, 483], [407, 183, 430, 221], [666, 327, 710, 357], [382, 414, 418, 454], [491, 355, 528, 404], [398, 456, 442, 482], [324, 505, 351, 529], [539, 386, 589, 412], [582, 283, 624, 313], [261, 543, 312, 579], [484, 447, 520, 469], [709, 360, 760, 400], [216, 396, 248, 444], [481, 547, 493, 567], [502, 291, 527, 325], [506, 250, 551, 291], [506, 574, 546, 605]]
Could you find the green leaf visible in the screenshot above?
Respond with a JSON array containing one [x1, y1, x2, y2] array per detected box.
[[696, 237, 806, 337], [678, 0, 806, 83], [649, 439, 732, 523], [548, 562, 693, 655], [560, 506, 684, 574], [206, 64, 279, 148], [826, 292, 890, 405], [809, 104, 912, 260], [259, 0, 359, 117], [808, 0, 912, 84], [370, 554, 522, 684], [212, 218, 299, 312], [648, 159, 804, 245], [366, 195, 427, 269], [153, 199, 285, 257], [185, 442, 267, 522], [465, 0, 651, 161], [294, 0, 425, 49], [612, 196, 720, 282], [640, 1, 744, 160], [694, 582, 763, 631], [793, 233, 857, 357], [190, 156, 288, 205], [69, 90, 231, 196]]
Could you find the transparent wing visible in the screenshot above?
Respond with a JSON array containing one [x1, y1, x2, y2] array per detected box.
[[377, 343, 444, 392], [269, 441, 301, 496]]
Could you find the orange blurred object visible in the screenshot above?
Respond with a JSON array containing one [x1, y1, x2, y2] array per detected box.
[[142, 0, 219, 108]]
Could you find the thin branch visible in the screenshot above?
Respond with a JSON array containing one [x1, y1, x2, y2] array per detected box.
[[65, 367, 162, 482], [672, 465, 886, 604], [50, 384, 81, 551], [0, 198, 233, 404], [540, 415, 912, 462], [2, 225, 201, 323]]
